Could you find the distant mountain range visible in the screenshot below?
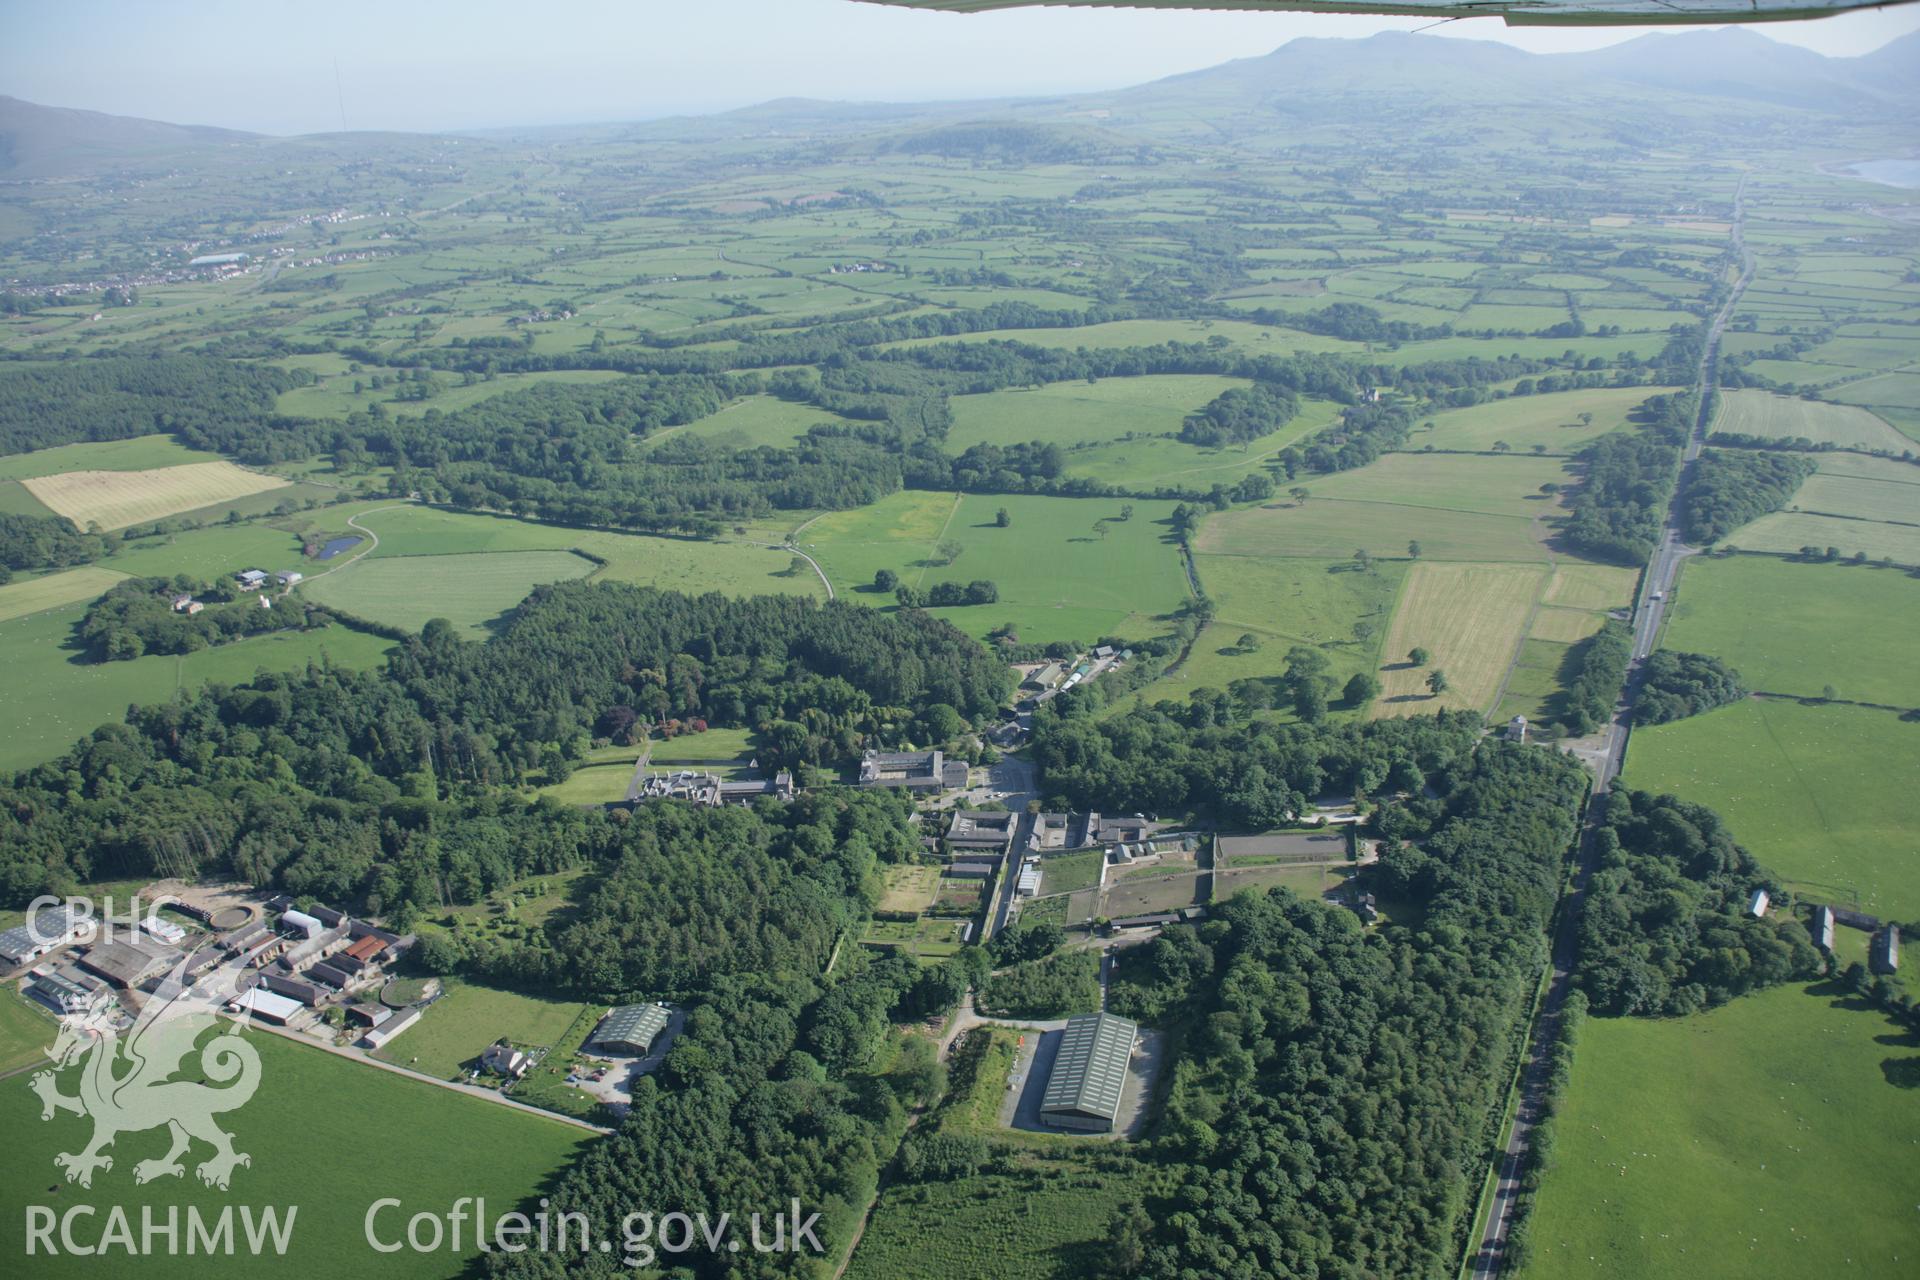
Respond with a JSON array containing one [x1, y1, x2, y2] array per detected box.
[[3, 28, 1916, 177]]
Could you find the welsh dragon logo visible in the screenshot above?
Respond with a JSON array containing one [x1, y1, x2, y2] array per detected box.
[[31, 952, 263, 1190]]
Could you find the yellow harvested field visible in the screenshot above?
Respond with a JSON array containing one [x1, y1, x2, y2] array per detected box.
[[1542, 562, 1637, 612], [0, 566, 130, 623], [1374, 561, 1548, 718], [1529, 606, 1606, 644], [21, 462, 289, 531]]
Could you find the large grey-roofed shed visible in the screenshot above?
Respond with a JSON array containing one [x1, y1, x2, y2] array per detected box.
[[593, 1003, 671, 1055], [1039, 1012, 1137, 1133]]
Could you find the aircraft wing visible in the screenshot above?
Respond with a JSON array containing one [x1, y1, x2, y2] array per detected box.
[[854, 0, 1914, 28]]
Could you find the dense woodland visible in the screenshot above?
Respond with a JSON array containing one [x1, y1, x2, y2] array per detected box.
[[1577, 788, 1818, 1017], [1635, 650, 1748, 724], [1679, 447, 1816, 545], [1107, 740, 1589, 1277], [0, 584, 1009, 905], [1559, 392, 1691, 565], [0, 510, 110, 577]]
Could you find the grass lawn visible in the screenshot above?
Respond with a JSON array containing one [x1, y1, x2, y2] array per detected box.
[[1623, 700, 1920, 921], [1664, 556, 1920, 706], [0, 1028, 593, 1277], [1520, 981, 1920, 1280], [0, 565, 130, 622], [371, 977, 591, 1080], [1714, 389, 1912, 451], [946, 374, 1249, 450], [878, 863, 942, 914], [0, 605, 395, 773], [1374, 561, 1551, 717], [105, 521, 310, 580], [1543, 562, 1638, 612], [1038, 850, 1104, 896], [803, 491, 1190, 647], [647, 726, 755, 763], [537, 759, 635, 805], [1411, 387, 1656, 454], [300, 550, 595, 634]]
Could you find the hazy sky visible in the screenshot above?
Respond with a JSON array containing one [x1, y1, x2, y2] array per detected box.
[[3, 0, 1918, 135]]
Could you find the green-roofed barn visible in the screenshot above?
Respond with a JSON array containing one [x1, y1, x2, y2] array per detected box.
[[592, 1002, 671, 1056], [1039, 1012, 1138, 1133]]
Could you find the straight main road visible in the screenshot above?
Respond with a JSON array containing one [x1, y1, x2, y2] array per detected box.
[[1469, 176, 1750, 1278]]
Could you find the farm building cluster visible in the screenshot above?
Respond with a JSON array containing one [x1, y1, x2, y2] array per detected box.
[[1, 888, 417, 1043], [633, 767, 796, 807], [1803, 903, 1901, 974]]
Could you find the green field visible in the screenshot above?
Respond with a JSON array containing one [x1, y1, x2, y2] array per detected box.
[[946, 374, 1250, 449], [1128, 555, 1400, 714], [1058, 395, 1342, 490], [642, 393, 851, 452], [1664, 556, 1920, 707], [1786, 472, 1920, 527], [0, 984, 58, 1073], [0, 1028, 594, 1277], [300, 550, 596, 634], [370, 977, 591, 1080], [0, 565, 129, 622], [0, 433, 219, 481], [1623, 700, 1920, 921], [1376, 561, 1551, 717], [803, 491, 1190, 646], [0, 605, 396, 772], [1521, 980, 1920, 1280], [1197, 497, 1547, 564], [1412, 388, 1657, 454], [1715, 389, 1912, 451], [1730, 510, 1920, 564], [325, 504, 826, 600], [1036, 849, 1104, 896]]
